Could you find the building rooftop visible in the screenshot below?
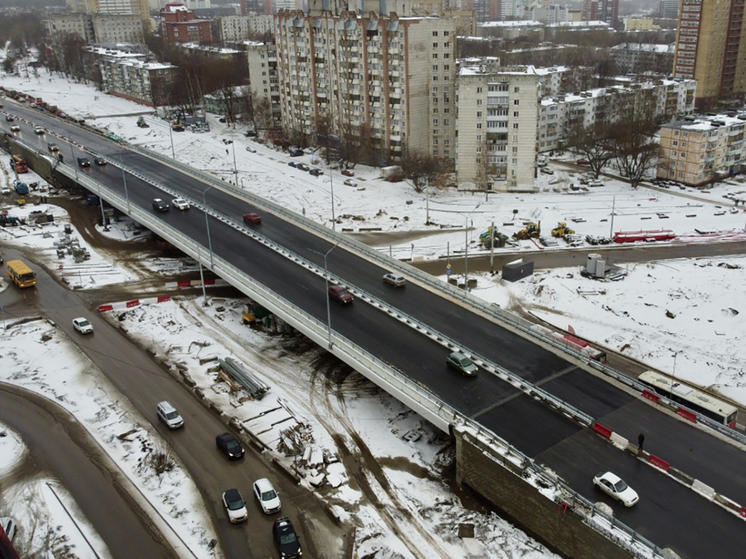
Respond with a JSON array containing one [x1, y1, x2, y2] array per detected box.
[[663, 114, 746, 131]]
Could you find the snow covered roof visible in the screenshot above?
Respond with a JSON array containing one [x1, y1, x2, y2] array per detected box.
[[479, 20, 543, 28], [611, 43, 675, 53], [664, 114, 746, 132]]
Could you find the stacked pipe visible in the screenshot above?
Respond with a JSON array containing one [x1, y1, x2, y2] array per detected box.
[[219, 357, 270, 400]]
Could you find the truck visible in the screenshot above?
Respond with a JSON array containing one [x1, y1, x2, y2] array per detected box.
[[14, 181, 28, 195], [380, 165, 403, 181], [11, 155, 28, 173]]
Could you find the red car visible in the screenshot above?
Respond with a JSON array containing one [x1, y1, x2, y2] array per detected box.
[[328, 284, 353, 304], [576, 159, 590, 166], [243, 212, 262, 225], [341, 169, 354, 177]]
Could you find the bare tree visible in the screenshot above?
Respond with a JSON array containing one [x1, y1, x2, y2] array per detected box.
[[610, 95, 661, 189], [400, 147, 441, 193], [567, 122, 615, 177]]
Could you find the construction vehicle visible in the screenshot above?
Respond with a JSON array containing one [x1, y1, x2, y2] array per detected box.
[[480, 226, 509, 248], [137, 116, 149, 128], [551, 222, 575, 237], [513, 221, 541, 240]]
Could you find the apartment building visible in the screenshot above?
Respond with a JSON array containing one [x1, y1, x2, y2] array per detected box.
[[100, 54, 177, 105], [538, 79, 696, 152], [245, 41, 282, 127], [456, 63, 541, 190], [609, 43, 674, 75], [162, 3, 212, 43], [658, 115, 746, 185], [48, 12, 144, 44], [673, 0, 746, 110], [215, 14, 274, 42], [273, 10, 457, 163]]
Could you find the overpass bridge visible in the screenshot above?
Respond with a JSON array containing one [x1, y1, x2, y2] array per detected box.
[[3, 104, 746, 559]]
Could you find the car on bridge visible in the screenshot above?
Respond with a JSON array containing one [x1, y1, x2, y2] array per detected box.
[[47, 143, 59, 154], [216, 432, 244, 459], [593, 471, 639, 507], [77, 157, 91, 168], [152, 198, 169, 212], [94, 157, 106, 166], [172, 198, 190, 210], [446, 352, 478, 377], [243, 212, 262, 225], [329, 284, 353, 304], [383, 273, 406, 287], [4, 116, 13, 122], [34, 126, 44, 134], [10, 125, 19, 132]]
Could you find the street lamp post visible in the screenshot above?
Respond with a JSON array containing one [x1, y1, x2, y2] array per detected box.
[[120, 153, 130, 212], [168, 120, 175, 159], [463, 203, 481, 291], [231, 141, 238, 185], [202, 186, 214, 268], [310, 244, 338, 350]]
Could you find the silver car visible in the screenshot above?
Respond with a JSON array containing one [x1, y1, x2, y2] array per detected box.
[[72, 317, 93, 334], [383, 273, 406, 287]]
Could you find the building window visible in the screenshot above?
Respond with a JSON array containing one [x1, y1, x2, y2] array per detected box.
[[444, 119, 449, 125], [476, 146, 481, 152], [513, 123, 519, 129], [433, 42, 438, 48], [433, 119, 438, 125], [432, 86, 438, 93], [513, 111, 519, 117], [476, 135, 482, 141], [477, 99, 482, 105], [433, 76, 438, 81], [477, 111, 482, 117], [514, 99, 520, 105], [514, 87, 520, 93], [433, 65, 438, 71], [444, 31, 449, 36], [673, 140, 678, 146], [477, 87, 482, 93], [477, 123, 482, 129], [432, 53, 438, 59], [432, 31, 438, 36]]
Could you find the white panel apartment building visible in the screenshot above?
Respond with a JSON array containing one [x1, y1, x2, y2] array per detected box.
[[273, 10, 457, 162], [216, 15, 274, 42], [99, 55, 177, 106], [456, 64, 541, 190], [245, 41, 283, 128], [538, 78, 696, 152]]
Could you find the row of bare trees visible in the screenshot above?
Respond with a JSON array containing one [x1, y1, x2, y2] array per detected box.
[[567, 96, 661, 188]]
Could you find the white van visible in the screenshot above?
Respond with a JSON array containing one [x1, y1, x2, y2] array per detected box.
[[157, 401, 184, 429]]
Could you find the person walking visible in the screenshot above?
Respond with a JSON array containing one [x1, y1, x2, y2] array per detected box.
[[638, 433, 645, 453]]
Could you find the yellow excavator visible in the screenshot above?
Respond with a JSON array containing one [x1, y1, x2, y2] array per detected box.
[[551, 221, 575, 237], [513, 221, 541, 240]]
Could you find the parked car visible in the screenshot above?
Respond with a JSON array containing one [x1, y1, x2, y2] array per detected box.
[[243, 212, 262, 225], [245, 146, 257, 153], [152, 198, 169, 212], [0, 185, 10, 195], [253, 478, 282, 514], [34, 126, 44, 134], [288, 161, 297, 168], [216, 432, 244, 459], [0, 517, 16, 542], [343, 179, 357, 187], [244, 129, 257, 137], [273, 517, 302, 558], [9, 125, 19, 132], [446, 352, 478, 377], [72, 317, 93, 334], [296, 163, 310, 172], [94, 157, 106, 166], [383, 273, 406, 287], [329, 284, 353, 304], [289, 148, 303, 157], [341, 169, 354, 177], [77, 157, 91, 168], [172, 198, 190, 210], [309, 168, 323, 176], [539, 167, 554, 175], [47, 142, 59, 153], [576, 159, 590, 165], [218, 116, 227, 123], [593, 471, 639, 507], [589, 180, 605, 187], [222, 488, 248, 523], [156, 401, 184, 429]]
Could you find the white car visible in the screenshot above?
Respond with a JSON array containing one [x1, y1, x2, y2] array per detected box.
[[222, 488, 248, 523], [245, 146, 257, 153], [0, 517, 15, 541], [343, 178, 357, 187], [172, 198, 190, 210], [593, 471, 639, 507], [72, 317, 93, 334], [0, 185, 10, 195], [34, 126, 44, 134], [253, 478, 282, 514], [540, 167, 554, 175], [383, 272, 406, 287]]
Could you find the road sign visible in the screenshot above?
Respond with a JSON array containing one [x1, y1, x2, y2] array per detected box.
[[446, 264, 452, 276]]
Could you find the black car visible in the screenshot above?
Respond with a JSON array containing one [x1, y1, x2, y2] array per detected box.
[[77, 157, 90, 168], [216, 432, 244, 459], [272, 517, 302, 558], [5, 116, 13, 122], [289, 149, 303, 157], [94, 157, 106, 166], [152, 198, 169, 212]]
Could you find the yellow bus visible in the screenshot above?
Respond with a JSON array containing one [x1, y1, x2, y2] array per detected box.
[[7, 259, 36, 288]]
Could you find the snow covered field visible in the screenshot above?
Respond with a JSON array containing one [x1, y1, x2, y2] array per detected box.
[[0, 64, 744, 558]]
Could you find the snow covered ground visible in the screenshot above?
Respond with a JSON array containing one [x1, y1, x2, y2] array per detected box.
[[1, 63, 745, 558]]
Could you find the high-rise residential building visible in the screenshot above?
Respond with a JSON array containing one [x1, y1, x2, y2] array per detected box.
[[67, 0, 151, 20], [673, 0, 746, 110], [273, 9, 457, 163], [47, 12, 144, 44], [456, 63, 541, 190], [245, 41, 282, 128], [582, 0, 618, 27], [161, 3, 212, 43], [659, 0, 679, 19], [215, 14, 274, 42], [98, 51, 177, 105]]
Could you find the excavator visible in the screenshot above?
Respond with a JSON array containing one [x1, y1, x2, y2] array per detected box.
[[551, 221, 575, 237], [513, 221, 541, 240]]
